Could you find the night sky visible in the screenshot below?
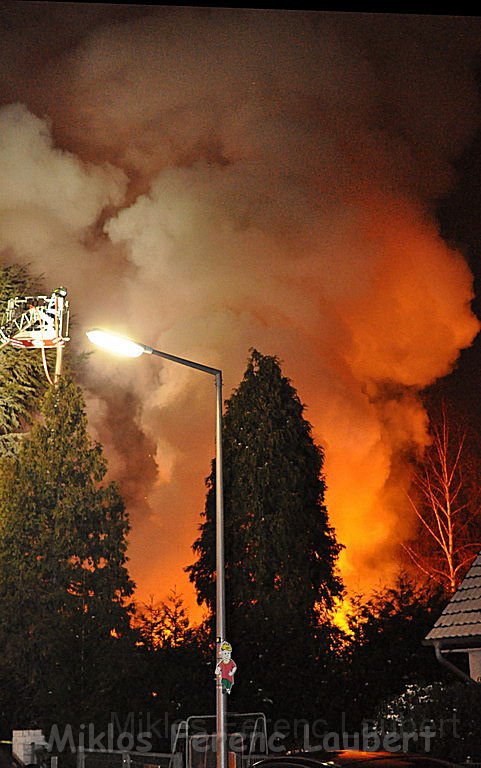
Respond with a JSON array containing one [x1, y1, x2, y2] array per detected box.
[[2, 4, 481, 618]]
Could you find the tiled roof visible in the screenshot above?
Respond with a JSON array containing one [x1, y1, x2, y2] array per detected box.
[[425, 553, 481, 645]]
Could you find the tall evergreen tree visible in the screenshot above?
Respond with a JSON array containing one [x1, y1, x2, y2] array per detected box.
[[0, 376, 136, 731], [187, 349, 343, 722]]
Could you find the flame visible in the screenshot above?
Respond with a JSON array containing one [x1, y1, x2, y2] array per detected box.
[[0, 8, 480, 617], [332, 597, 354, 638]]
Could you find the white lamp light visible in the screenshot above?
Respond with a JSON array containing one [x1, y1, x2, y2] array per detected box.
[[86, 328, 145, 358]]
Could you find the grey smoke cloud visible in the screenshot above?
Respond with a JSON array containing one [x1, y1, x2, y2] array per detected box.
[[1, 5, 480, 609]]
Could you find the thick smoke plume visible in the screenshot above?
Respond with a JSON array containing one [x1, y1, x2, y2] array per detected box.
[[1, 5, 481, 614]]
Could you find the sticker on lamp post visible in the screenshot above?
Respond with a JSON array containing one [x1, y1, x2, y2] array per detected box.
[[216, 640, 237, 695]]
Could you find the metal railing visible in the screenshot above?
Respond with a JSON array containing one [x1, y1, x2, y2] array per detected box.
[[75, 749, 177, 768]]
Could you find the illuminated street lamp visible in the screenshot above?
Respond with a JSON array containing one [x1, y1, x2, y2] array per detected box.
[[86, 328, 228, 768]]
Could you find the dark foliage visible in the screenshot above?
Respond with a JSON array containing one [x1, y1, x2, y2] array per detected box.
[[338, 574, 450, 733], [134, 592, 213, 751], [187, 349, 344, 723], [378, 680, 481, 762], [0, 376, 139, 732]]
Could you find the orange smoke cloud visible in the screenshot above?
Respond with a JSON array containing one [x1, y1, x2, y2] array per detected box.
[[0, 7, 480, 616]]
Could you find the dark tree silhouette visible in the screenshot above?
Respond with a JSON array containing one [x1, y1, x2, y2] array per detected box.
[[0, 376, 136, 730], [340, 573, 448, 732], [187, 349, 343, 721]]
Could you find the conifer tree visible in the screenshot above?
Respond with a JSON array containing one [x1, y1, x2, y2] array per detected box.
[[158, 589, 193, 649], [0, 376, 136, 729], [134, 592, 212, 749], [187, 349, 343, 720], [137, 589, 193, 650]]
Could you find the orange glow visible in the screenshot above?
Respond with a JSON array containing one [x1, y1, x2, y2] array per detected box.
[[1, 9, 479, 622], [332, 598, 354, 638], [117, 191, 479, 621]]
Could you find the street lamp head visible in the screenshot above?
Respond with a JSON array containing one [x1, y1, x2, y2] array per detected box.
[[86, 328, 145, 358]]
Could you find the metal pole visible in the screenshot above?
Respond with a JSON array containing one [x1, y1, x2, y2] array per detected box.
[[87, 335, 228, 768], [433, 641, 477, 685], [148, 349, 228, 768], [215, 371, 227, 768], [54, 344, 63, 384]]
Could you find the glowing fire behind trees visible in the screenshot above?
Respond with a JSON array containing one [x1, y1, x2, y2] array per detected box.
[[1, 7, 481, 614]]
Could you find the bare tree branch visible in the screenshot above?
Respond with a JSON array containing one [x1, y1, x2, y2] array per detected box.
[[404, 400, 481, 593]]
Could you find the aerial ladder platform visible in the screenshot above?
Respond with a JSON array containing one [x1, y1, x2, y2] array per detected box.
[[0, 287, 70, 384]]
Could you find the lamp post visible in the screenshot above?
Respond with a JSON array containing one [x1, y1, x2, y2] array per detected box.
[[85, 328, 228, 768]]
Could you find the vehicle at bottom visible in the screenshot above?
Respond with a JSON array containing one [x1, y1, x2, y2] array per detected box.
[[250, 751, 461, 768]]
